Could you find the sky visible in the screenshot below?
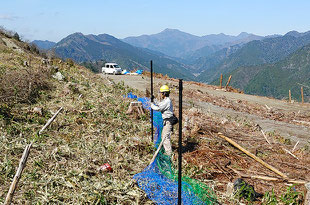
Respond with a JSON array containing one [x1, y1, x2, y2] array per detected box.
[[1, 0, 310, 42]]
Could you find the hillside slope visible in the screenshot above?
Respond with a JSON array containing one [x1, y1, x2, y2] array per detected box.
[[1, 31, 309, 204], [53, 32, 195, 80], [0, 32, 155, 204], [227, 43, 310, 99]]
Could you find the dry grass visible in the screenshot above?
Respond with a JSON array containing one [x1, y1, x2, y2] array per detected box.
[[0, 34, 156, 204]]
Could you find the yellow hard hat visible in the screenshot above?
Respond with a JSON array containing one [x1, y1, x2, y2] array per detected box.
[[160, 85, 170, 93]]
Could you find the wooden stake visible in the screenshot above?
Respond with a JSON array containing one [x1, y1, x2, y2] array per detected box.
[[289, 90, 291, 103], [4, 144, 32, 205], [218, 132, 288, 179], [220, 74, 223, 89], [225, 75, 232, 89], [301, 87, 304, 104]]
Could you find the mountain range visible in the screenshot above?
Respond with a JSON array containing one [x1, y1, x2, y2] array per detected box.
[[51, 32, 195, 80], [32, 40, 56, 50], [33, 28, 310, 100], [122, 28, 264, 61], [223, 43, 310, 100], [197, 31, 310, 83]]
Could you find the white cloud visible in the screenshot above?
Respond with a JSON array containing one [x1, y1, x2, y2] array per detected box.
[[0, 14, 19, 21]]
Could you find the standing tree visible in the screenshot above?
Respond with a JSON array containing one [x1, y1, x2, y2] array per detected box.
[[13, 32, 20, 41]]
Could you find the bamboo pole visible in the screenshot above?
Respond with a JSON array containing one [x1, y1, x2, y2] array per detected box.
[[218, 132, 288, 179], [228, 167, 306, 184], [225, 75, 232, 89], [149, 135, 167, 165], [301, 87, 304, 104], [4, 144, 32, 205], [5, 107, 63, 205], [289, 90, 291, 103], [220, 74, 223, 89], [39, 107, 63, 135], [305, 183, 310, 204]]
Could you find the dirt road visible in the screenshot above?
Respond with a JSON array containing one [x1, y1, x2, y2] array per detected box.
[[102, 74, 310, 145]]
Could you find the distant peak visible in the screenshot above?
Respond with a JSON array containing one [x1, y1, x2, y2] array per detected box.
[[237, 32, 250, 37], [285, 30, 301, 37], [161, 28, 182, 33], [72, 32, 84, 36]]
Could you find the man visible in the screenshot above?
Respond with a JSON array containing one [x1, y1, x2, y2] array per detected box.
[[150, 85, 175, 156]]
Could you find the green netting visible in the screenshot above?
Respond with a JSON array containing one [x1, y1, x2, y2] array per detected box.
[[132, 96, 217, 204]]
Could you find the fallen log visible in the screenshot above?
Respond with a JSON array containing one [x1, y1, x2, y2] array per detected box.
[[217, 132, 288, 179]]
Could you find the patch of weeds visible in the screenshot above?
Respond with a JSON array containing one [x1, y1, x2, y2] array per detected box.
[[28, 168, 41, 181], [34, 159, 44, 168], [234, 179, 261, 202], [79, 112, 87, 118], [33, 133, 49, 143], [82, 81, 91, 89], [70, 76, 79, 84], [140, 113, 147, 121], [66, 58, 75, 67], [114, 81, 126, 91], [280, 185, 303, 204], [83, 101, 94, 110], [107, 144, 116, 152], [0, 104, 12, 124], [0, 156, 15, 179], [302, 144, 309, 152], [93, 192, 108, 205], [6, 123, 22, 136], [262, 189, 278, 205], [24, 189, 35, 200]]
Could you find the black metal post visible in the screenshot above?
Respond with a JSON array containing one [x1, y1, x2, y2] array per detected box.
[[150, 60, 154, 142], [178, 79, 183, 205]]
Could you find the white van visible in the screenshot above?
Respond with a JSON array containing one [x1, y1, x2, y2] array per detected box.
[[102, 63, 122, 75]]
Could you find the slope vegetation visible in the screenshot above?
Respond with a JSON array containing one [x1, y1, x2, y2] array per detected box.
[[227, 43, 310, 100], [0, 32, 155, 204]]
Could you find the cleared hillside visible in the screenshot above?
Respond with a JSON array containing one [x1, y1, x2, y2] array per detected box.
[[0, 32, 155, 204], [1, 30, 309, 204]]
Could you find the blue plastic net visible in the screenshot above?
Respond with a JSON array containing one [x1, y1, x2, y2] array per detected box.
[[129, 95, 217, 204]]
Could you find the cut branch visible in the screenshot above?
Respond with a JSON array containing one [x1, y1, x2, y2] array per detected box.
[[217, 132, 288, 179]]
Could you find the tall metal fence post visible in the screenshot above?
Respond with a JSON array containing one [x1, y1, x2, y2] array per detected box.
[[150, 60, 154, 142], [178, 79, 183, 205]]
